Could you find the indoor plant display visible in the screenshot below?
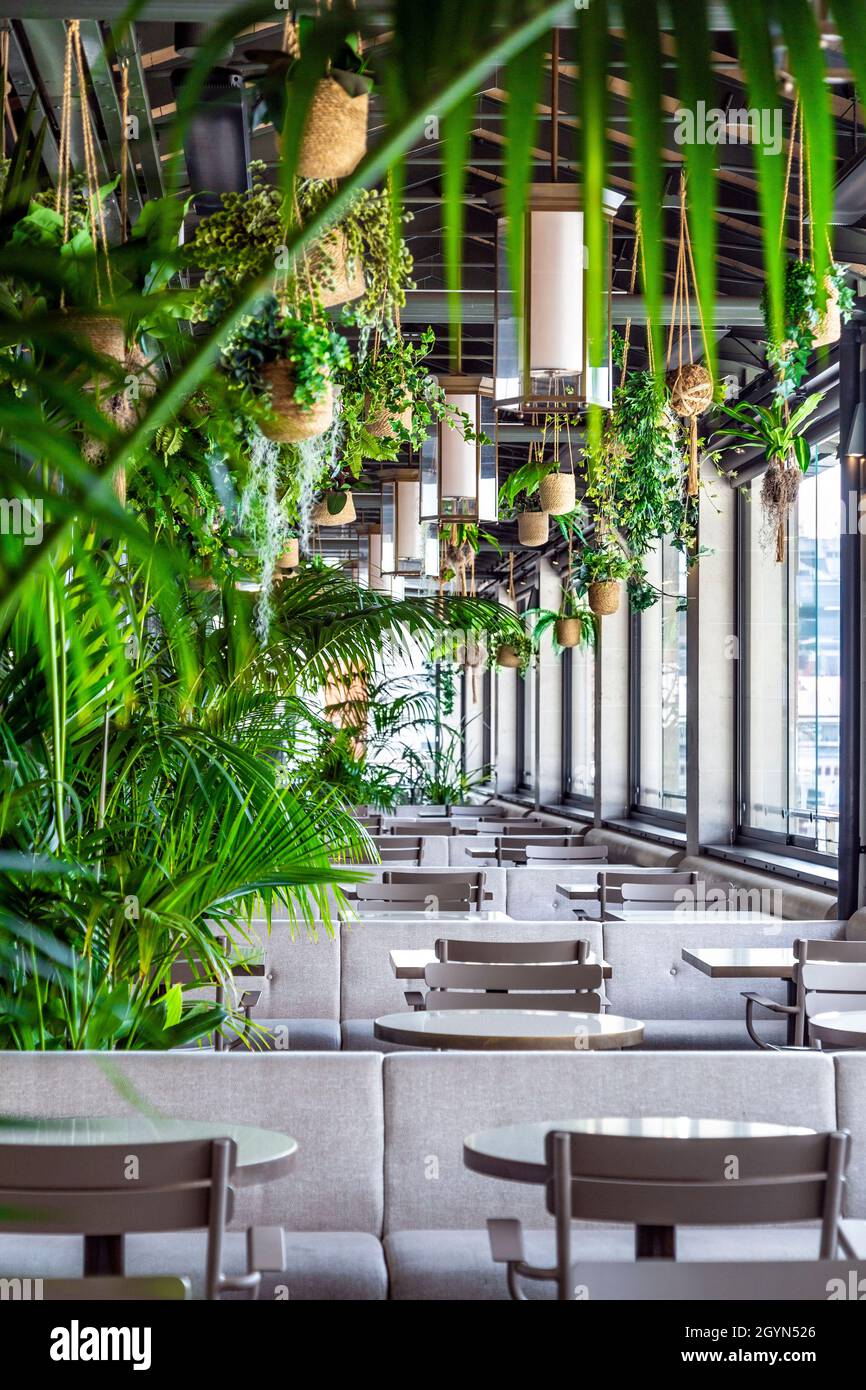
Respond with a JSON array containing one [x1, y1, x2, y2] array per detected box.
[[498, 459, 554, 548], [223, 294, 349, 443], [312, 486, 356, 527], [574, 544, 632, 617], [297, 178, 414, 326], [249, 23, 372, 181], [716, 392, 824, 563], [495, 624, 533, 673]]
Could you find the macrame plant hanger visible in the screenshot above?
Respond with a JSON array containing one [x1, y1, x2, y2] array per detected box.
[[665, 172, 713, 498]]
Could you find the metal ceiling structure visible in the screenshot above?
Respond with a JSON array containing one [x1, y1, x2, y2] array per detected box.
[[0, 7, 863, 582]]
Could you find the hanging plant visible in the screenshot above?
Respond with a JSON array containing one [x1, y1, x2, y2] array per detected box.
[[762, 258, 854, 397], [716, 392, 824, 562], [222, 295, 349, 443], [573, 544, 632, 617], [312, 488, 357, 526], [248, 21, 372, 182], [663, 174, 715, 496], [296, 178, 414, 327], [762, 99, 854, 398], [529, 594, 596, 653], [494, 627, 533, 674], [337, 325, 442, 450]]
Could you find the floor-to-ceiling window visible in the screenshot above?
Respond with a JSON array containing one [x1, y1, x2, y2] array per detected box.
[[563, 638, 595, 805], [631, 537, 688, 820], [739, 438, 840, 858]]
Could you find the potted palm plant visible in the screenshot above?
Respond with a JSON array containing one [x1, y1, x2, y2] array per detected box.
[[530, 592, 596, 652]]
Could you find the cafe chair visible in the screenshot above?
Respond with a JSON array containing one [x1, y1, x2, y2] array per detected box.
[[381, 819, 455, 837], [350, 871, 491, 914], [598, 870, 698, 919], [366, 835, 424, 865], [171, 937, 266, 1053], [523, 842, 603, 865], [407, 958, 604, 1013], [0, 1136, 286, 1300], [743, 939, 866, 1050], [510, 1259, 866, 1302], [488, 1127, 852, 1301]]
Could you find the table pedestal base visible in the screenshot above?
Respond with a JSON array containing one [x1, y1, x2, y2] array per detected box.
[[84, 1234, 125, 1277], [636, 1224, 675, 1259]]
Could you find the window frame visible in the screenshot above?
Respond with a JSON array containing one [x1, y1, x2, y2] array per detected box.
[[514, 584, 538, 794], [561, 641, 595, 810], [734, 465, 840, 867]]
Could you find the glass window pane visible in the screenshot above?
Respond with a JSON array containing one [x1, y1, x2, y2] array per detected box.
[[743, 447, 840, 855], [638, 538, 688, 814], [570, 642, 595, 800]]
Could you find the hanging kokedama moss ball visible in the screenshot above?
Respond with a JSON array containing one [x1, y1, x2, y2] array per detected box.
[[761, 460, 801, 564], [666, 362, 714, 418], [666, 363, 714, 499]]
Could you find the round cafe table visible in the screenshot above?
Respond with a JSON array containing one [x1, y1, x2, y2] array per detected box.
[[808, 1010, 866, 1049], [373, 1008, 644, 1051], [463, 1115, 815, 1259], [0, 1116, 297, 1276]]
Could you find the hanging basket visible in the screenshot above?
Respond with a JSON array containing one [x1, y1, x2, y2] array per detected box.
[[516, 510, 549, 547], [295, 78, 369, 181], [366, 400, 413, 439], [260, 362, 333, 443], [65, 313, 126, 386], [315, 230, 366, 309], [588, 580, 621, 617], [539, 471, 576, 517], [496, 644, 522, 669], [555, 617, 584, 648], [667, 362, 714, 419], [312, 492, 356, 527], [276, 539, 300, 570], [813, 276, 842, 350]]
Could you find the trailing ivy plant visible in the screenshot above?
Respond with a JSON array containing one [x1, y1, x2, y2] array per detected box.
[[762, 259, 855, 399]]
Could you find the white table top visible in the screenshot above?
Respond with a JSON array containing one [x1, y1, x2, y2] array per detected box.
[[808, 1010, 866, 1047], [389, 948, 612, 980], [373, 1008, 644, 1051], [344, 910, 512, 922], [682, 947, 796, 979], [0, 1117, 297, 1185], [463, 1116, 815, 1184], [607, 909, 784, 925]]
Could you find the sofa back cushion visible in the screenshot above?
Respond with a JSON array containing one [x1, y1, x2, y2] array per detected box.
[[505, 866, 609, 920], [603, 919, 846, 1020], [832, 1054, 866, 1218], [0, 1053, 384, 1234], [238, 920, 339, 1020], [341, 920, 604, 1021], [382, 1051, 836, 1231]]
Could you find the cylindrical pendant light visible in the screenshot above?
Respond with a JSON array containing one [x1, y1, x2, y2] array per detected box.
[[381, 469, 439, 579], [420, 375, 498, 525], [487, 183, 625, 414]]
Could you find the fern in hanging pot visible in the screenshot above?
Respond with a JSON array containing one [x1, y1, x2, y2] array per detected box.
[[223, 295, 349, 444], [529, 592, 596, 654], [573, 545, 632, 617], [715, 392, 825, 563], [249, 23, 372, 183]]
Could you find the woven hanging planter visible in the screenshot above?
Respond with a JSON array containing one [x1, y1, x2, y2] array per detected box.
[[295, 78, 368, 180], [555, 617, 583, 648], [315, 230, 366, 309], [276, 539, 300, 570], [260, 363, 333, 443], [366, 400, 413, 439], [312, 492, 356, 527], [517, 510, 549, 547], [70, 312, 126, 363], [497, 644, 522, 669], [813, 276, 842, 350], [539, 471, 576, 517], [588, 580, 621, 617], [667, 362, 713, 502]]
